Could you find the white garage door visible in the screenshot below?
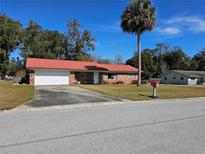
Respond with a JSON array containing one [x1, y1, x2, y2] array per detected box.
[[35, 69, 70, 85]]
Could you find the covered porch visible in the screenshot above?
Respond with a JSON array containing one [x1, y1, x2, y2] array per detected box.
[[70, 71, 100, 84]]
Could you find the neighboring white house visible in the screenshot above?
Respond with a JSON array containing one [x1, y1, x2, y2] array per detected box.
[[160, 70, 205, 85]]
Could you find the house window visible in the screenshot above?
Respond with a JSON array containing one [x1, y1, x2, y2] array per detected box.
[[173, 77, 176, 79], [107, 73, 116, 80], [164, 77, 167, 80], [181, 77, 184, 80], [128, 74, 135, 78]]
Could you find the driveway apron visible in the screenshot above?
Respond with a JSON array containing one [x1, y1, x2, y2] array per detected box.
[[25, 86, 121, 107]]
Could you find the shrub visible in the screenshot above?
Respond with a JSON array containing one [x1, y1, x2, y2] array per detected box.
[[16, 70, 26, 78], [131, 80, 148, 84], [142, 80, 148, 84], [116, 81, 124, 84], [101, 80, 109, 84], [131, 80, 138, 84]]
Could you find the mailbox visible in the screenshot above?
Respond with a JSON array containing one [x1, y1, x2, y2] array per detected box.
[[151, 80, 160, 88], [150, 80, 160, 98]]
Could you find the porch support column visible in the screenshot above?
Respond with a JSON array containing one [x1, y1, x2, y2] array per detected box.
[[93, 72, 99, 84]]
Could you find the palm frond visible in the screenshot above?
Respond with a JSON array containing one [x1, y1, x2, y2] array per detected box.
[[121, 0, 156, 34]]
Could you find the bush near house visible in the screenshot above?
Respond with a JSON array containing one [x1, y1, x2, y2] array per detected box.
[[116, 81, 124, 84]]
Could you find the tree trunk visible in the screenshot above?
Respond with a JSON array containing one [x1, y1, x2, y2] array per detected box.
[[137, 33, 141, 86], [58, 50, 60, 60]]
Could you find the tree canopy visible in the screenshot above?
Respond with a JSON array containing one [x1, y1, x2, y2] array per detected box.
[[20, 19, 95, 61], [114, 54, 124, 64], [164, 47, 190, 70], [121, 0, 156, 86], [121, 0, 156, 35], [0, 14, 23, 64], [126, 43, 204, 79], [0, 14, 95, 77], [126, 49, 157, 79], [64, 20, 95, 60], [0, 14, 204, 79], [190, 49, 205, 71]]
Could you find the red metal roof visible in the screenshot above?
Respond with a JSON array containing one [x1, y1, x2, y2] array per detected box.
[[26, 58, 138, 73]]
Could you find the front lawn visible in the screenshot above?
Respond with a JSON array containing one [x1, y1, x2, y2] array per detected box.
[[78, 84, 205, 101], [0, 80, 34, 110]]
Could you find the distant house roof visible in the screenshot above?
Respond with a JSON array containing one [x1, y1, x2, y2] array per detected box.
[[26, 58, 138, 73], [161, 70, 205, 78]]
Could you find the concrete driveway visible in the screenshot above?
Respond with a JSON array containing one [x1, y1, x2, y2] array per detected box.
[[25, 86, 121, 107]]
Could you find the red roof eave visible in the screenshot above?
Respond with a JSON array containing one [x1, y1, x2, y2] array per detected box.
[[26, 58, 138, 73]]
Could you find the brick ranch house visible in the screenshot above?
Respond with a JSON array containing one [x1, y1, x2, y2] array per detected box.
[[26, 58, 138, 85]]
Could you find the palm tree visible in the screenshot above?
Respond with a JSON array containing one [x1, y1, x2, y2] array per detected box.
[[121, 0, 156, 86]]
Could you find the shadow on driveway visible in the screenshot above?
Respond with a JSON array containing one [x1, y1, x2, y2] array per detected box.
[[25, 86, 122, 108]]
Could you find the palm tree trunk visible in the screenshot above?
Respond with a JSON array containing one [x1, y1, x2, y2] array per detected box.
[[137, 33, 141, 86]]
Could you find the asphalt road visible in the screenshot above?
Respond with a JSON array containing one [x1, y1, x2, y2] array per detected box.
[[1, 98, 205, 154]]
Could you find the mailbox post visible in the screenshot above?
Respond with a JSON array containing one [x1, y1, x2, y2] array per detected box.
[[150, 80, 160, 98]]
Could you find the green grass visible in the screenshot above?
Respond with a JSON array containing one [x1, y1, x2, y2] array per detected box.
[[0, 80, 34, 110], [78, 84, 205, 101]]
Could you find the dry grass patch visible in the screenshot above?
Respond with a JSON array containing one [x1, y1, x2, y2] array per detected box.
[[0, 80, 34, 110], [78, 84, 205, 101]]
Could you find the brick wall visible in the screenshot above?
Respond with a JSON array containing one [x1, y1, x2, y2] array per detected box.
[[29, 73, 34, 85], [29, 71, 137, 85], [101, 73, 138, 84], [69, 72, 76, 85]]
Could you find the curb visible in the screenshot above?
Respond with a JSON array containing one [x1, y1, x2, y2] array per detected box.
[[2, 97, 204, 113]]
